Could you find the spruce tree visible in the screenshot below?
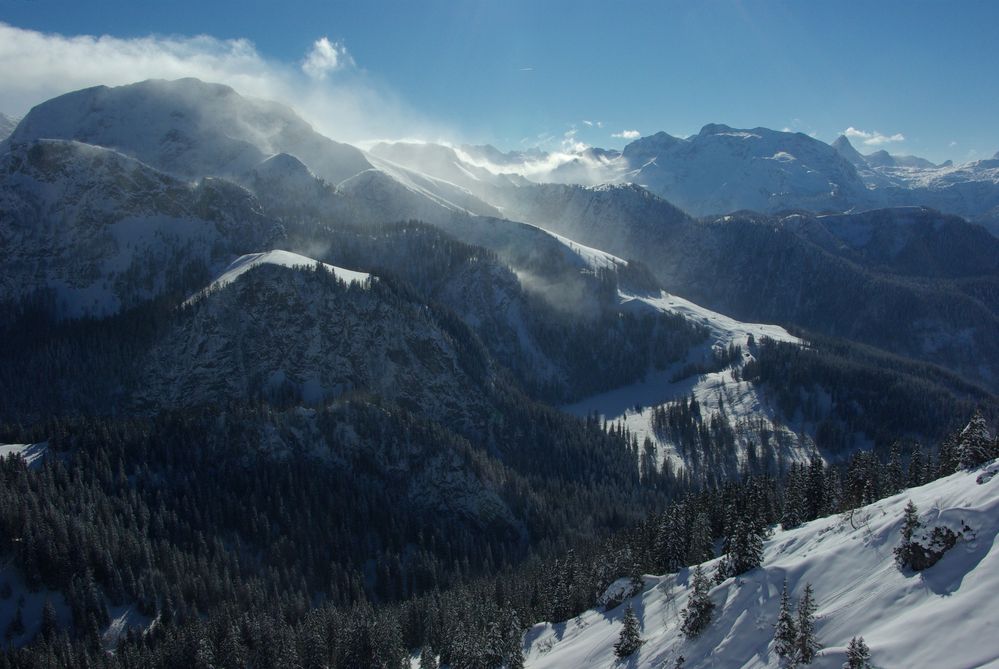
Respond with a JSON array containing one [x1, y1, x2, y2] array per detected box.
[[956, 410, 994, 469], [418, 645, 438, 669], [725, 517, 764, 576], [680, 566, 714, 639], [773, 579, 798, 665], [614, 604, 643, 658], [795, 583, 820, 664], [894, 500, 921, 569], [504, 608, 525, 669], [686, 511, 714, 566], [844, 636, 871, 669]]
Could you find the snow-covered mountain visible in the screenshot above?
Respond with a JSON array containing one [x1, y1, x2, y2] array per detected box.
[[829, 134, 999, 233], [524, 461, 999, 668], [832, 135, 942, 171], [387, 126, 869, 217], [6, 78, 372, 185], [619, 125, 870, 216], [135, 251, 492, 428], [386, 130, 999, 234], [0, 138, 280, 316]]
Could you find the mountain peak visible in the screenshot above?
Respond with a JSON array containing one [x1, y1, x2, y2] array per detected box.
[[864, 149, 896, 168], [698, 122, 735, 136], [10, 77, 372, 185], [831, 134, 868, 167]]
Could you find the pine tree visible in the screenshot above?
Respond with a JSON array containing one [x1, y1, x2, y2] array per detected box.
[[844, 636, 871, 669], [680, 566, 714, 639], [418, 645, 438, 669], [725, 516, 764, 576], [907, 445, 925, 487], [686, 511, 714, 566], [782, 465, 805, 529], [894, 500, 921, 569], [41, 598, 59, 640], [795, 583, 820, 664], [504, 607, 525, 669], [773, 579, 798, 666], [5, 603, 24, 640], [956, 410, 994, 469], [614, 604, 643, 658]]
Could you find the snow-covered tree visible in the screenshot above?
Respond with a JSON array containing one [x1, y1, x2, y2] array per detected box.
[[724, 516, 764, 576], [504, 608, 525, 669], [773, 579, 798, 665], [894, 500, 921, 569], [686, 511, 714, 566], [844, 636, 871, 668], [681, 566, 714, 639], [614, 603, 643, 658], [795, 583, 820, 664], [419, 644, 438, 669], [956, 410, 994, 469]]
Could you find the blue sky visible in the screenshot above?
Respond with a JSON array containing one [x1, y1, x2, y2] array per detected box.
[[1, 0, 997, 162]]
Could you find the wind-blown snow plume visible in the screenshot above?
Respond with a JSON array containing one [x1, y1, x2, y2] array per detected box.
[[0, 22, 439, 145]]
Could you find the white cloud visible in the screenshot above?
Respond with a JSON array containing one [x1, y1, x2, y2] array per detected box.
[[301, 36, 352, 80], [0, 22, 439, 145], [843, 126, 905, 146], [561, 127, 588, 152], [949, 140, 958, 148], [612, 129, 640, 139]]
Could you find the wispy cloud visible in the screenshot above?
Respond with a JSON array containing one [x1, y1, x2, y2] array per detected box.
[[0, 22, 440, 145], [519, 67, 534, 72], [301, 37, 353, 80], [562, 127, 588, 152], [612, 129, 640, 139], [582, 120, 603, 128], [843, 126, 905, 146]]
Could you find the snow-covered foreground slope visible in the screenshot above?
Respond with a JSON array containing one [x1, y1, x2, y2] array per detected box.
[[525, 463, 999, 668]]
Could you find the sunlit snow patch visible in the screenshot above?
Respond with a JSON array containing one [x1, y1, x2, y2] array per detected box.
[[0, 443, 49, 469], [186, 249, 371, 304]]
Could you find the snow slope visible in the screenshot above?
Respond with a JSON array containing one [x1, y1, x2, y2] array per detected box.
[[525, 462, 999, 668], [0, 443, 48, 469], [568, 290, 810, 476], [553, 226, 809, 476], [188, 250, 371, 303]]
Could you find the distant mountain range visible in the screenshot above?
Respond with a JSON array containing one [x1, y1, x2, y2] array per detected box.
[[376, 127, 999, 235]]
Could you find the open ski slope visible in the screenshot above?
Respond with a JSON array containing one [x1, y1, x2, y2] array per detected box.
[[524, 462, 999, 668]]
